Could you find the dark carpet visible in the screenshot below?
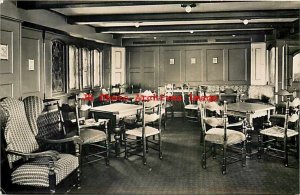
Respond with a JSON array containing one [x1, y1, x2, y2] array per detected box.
[[71, 119, 299, 195]]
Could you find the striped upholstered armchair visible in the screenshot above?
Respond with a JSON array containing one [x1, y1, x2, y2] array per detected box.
[[0, 97, 81, 193]]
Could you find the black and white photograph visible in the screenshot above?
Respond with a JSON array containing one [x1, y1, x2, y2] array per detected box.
[[0, 0, 299, 194]]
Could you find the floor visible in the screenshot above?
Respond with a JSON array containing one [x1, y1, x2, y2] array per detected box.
[[70, 119, 299, 195]]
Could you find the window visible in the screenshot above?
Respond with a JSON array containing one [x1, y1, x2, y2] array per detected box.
[[82, 48, 91, 89], [293, 52, 300, 81], [68, 45, 79, 90], [93, 49, 103, 87], [52, 40, 66, 94]]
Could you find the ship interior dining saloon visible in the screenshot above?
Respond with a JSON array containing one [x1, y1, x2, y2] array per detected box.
[[0, 0, 300, 194]]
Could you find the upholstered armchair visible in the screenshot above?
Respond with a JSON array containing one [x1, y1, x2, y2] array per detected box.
[[0, 97, 81, 193]]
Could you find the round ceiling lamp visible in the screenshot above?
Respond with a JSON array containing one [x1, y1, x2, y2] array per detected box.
[[243, 19, 249, 25], [181, 3, 196, 13]]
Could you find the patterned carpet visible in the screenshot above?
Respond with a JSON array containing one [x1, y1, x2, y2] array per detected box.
[[70, 119, 299, 195]]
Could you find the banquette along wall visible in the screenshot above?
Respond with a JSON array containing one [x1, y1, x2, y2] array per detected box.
[[126, 44, 251, 89]]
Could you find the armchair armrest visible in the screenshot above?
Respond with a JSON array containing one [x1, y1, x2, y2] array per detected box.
[[41, 135, 82, 145], [6, 150, 60, 161]]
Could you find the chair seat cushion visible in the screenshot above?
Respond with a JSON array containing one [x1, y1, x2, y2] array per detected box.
[[204, 117, 224, 127], [260, 126, 299, 138], [165, 102, 173, 108], [11, 153, 78, 187], [124, 115, 137, 124], [145, 113, 160, 123], [205, 128, 246, 145], [184, 104, 198, 110], [80, 129, 107, 144], [126, 126, 159, 137]]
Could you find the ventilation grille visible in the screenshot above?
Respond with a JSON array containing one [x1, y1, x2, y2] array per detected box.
[[133, 40, 166, 45], [173, 39, 208, 44], [215, 38, 251, 42]]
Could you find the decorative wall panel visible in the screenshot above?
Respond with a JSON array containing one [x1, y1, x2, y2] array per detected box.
[[68, 45, 79, 91], [228, 48, 247, 81], [21, 37, 41, 94], [206, 49, 224, 81], [0, 18, 21, 98], [52, 40, 66, 94], [82, 48, 91, 89]]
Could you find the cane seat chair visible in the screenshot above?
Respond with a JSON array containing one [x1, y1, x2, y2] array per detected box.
[[200, 101, 247, 174], [258, 97, 299, 167], [0, 97, 80, 193], [124, 99, 163, 165], [181, 84, 199, 122], [163, 84, 174, 120], [59, 95, 109, 165]]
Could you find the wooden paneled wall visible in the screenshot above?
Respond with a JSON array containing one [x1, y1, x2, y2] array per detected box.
[[21, 28, 44, 98], [0, 17, 111, 100], [126, 44, 250, 89], [0, 18, 21, 98], [126, 47, 159, 89]]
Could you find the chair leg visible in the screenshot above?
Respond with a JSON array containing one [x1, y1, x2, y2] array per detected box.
[[143, 137, 147, 165], [202, 139, 206, 169], [242, 140, 246, 167], [105, 139, 110, 165], [284, 136, 288, 167], [75, 143, 81, 189], [146, 137, 149, 153], [159, 133, 163, 159], [164, 113, 167, 130], [49, 163, 56, 193], [257, 134, 262, 159], [124, 135, 128, 159], [212, 144, 216, 159], [171, 106, 174, 120], [222, 145, 227, 175]]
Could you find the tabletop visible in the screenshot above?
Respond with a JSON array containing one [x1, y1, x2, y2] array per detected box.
[[90, 103, 142, 115], [227, 102, 275, 113], [120, 93, 140, 99]]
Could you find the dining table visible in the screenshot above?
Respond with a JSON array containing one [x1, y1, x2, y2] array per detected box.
[[227, 102, 276, 156], [90, 103, 142, 156]]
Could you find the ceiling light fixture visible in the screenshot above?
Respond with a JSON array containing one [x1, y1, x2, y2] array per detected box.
[[181, 3, 196, 13], [243, 19, 249, 25], [134, 22, 142, 28]]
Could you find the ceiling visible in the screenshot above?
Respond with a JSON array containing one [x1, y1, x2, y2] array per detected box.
[[17, 1, 300, 42]]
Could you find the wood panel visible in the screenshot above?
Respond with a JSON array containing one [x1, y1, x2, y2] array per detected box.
[[163, 49, 182, 83], [185, 49, 202, 82], [0, 84, 13, 98], [144, 72, 155, 88], [127, 47, 158, 90], [127, 44, 250, 88], [21, 28, 44, 97], [228, 48, 247, 82], [206, 49, 224, 81], [251, 42, 267, 85], [111, 47, 125, 85], [0, 18, 21, 99]]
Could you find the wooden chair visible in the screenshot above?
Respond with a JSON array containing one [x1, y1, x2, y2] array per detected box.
[[124, 99, 162, 165], [258, 97, 299, 167], [0, 97, 80, 193], [200, 101, 247, 174], [181, 84, 199, 122], [219, 88, 238, 104], [164, 84, 174, 120], [59, 95, 109, 166]]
